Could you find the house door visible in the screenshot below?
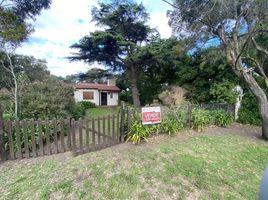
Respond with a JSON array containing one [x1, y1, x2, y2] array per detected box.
[[101, 92, 107, 106]]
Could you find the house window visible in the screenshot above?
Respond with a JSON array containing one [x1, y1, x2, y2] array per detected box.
[[83, 92, 94, 100], [110, 92, 113, 98]]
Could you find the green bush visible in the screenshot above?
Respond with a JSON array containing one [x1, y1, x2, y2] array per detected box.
[[79, 101, 96, 109], [71, 101, 96, 120], [126, 121, 151, 144], [72, 102, 86, 120], [238, 93, 261, 125], [212, 110, 233, 127], [191, 108, 212, 132], [160, 105, 187, 135]]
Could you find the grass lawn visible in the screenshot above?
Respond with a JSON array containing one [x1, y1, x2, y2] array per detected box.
[[0, 128, 267, 199], [86, 106, 119, 118]]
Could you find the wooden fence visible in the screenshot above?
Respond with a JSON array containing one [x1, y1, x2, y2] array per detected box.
[[0, 103, 235, 162], [0, 114, 122, 162]]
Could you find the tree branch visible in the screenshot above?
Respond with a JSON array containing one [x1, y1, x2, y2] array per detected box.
[[252, 37, 268, 58]]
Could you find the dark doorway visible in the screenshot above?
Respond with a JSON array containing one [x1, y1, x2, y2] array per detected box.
[[101, 92, 107, 106]]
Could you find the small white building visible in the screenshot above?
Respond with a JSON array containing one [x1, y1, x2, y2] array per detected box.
[[74, 79, 120, 106]]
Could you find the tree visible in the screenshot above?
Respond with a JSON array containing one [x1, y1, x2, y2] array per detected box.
[[70, 1, 157, 107], [77, 68, 112, 83], [0, 54, 50, 119], [0, 0, 51, 119], [167, 0, 268, 139], [21, 77, 75, 120]]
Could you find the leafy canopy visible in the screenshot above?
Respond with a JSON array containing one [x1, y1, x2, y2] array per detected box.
[[70, 1, 157, 70]]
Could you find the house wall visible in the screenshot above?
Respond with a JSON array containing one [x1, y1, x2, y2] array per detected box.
[[107, 92, 119, 106], [74, 89, 100, 106]]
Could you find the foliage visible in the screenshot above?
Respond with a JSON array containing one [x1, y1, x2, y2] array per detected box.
[[72, 101, 96, 120], [191, 107, 233, 131], [212, 110, 233, 127], [21, 77, 75, 119], [79, 101, 96, 109], [126, 104, 234, 144], [191, 108, 212, 132], [0, 0, 51, 47], [126, 121, 151, 144], [161, 106, 187, 135], [71, 103, 86, 120], [69, 0, 158, 106], [168, 0, 268, 139], [238, 93, 261, 125]]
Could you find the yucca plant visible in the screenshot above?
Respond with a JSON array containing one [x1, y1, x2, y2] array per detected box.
[[126, 121, 151, 144]]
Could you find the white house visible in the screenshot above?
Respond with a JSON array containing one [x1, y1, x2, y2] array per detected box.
[[74, 79, 120, 106]]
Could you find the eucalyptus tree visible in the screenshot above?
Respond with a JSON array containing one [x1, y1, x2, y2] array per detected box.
[[70, 1, 158, 107], [167, 0, 268, 139]]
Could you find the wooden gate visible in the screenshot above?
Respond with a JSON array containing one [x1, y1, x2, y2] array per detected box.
[[0, 113, 123, 161], [71, 114, 121, 156]]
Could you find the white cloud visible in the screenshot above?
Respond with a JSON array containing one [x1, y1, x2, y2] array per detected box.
[[17, 0, 172, 77]]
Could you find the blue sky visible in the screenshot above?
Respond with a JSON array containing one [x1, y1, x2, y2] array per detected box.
[[17, 0, 172, 77]]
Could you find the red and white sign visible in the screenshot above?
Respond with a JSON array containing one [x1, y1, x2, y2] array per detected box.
[[142, 107, 161, 125]]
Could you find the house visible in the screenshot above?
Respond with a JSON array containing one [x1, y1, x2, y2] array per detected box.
[[74, 79, 120, 106]]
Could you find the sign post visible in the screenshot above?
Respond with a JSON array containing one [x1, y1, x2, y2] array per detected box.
[[141, 107, 161, 125]]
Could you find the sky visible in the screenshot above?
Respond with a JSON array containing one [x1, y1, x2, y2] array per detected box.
[[16, 0, 172, 77]]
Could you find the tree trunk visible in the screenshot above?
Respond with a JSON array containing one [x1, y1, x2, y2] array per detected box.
[[241, 69, 268, 139], [129, 66, 141, 107], [225, 47, 268, 139]]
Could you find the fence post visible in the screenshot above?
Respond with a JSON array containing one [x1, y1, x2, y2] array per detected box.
[[127, 107, 131, 134], [187, 104, 192, 128], [120, 101, 125, 142], [0, 103, 7, 161], [71, 119, 77, 156]]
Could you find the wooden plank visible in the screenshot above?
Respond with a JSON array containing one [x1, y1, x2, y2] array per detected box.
[[127, 108, 131, 134], [66, 118, 72, 150], [22, 120, 30, 158], [53, 119, 58, 154], [92, 117, 95, 149], [117, 114, 120, 143], [102, 116, 106, 146], [112, 114, 115, 144], [60, 119, 65, 152], [30, 120, 37, 157], [37, 120, 44, 156], [7, 121, 15, 159], [97, 117, 101, 147], [85, 119, 90, 152], [45, 120, 51, 155], [14, 120, 22, 159], [107, 115, 111, 146], [79, 119, 83, 153], [120, 103, 125, 142], [71, 119, 77, 156]]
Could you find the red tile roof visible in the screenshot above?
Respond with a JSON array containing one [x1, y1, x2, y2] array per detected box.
[[75, 83, 121, 92]]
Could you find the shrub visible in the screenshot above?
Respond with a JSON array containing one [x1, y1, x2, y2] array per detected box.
[[160, 105, 187, 135], [71, 101, 96, 120], [79, 101, 96, 109], [212, 110, 233, 127], [72, 102, 86, 120], [161, 115, 184, 136], [126, 121, 151, 144], [191, 108, 212, 132], [238, 93, 261, 125]]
